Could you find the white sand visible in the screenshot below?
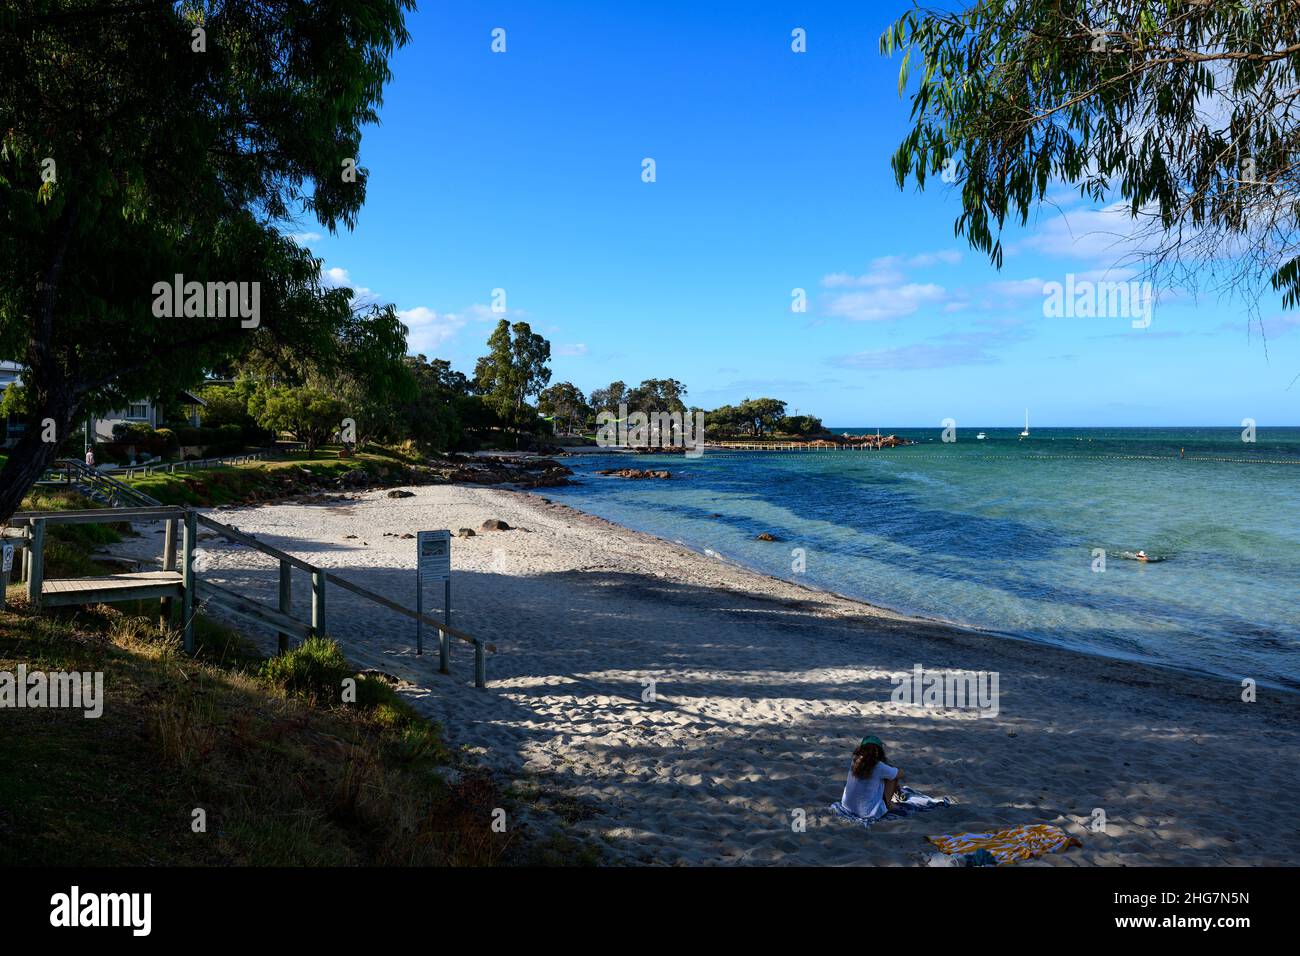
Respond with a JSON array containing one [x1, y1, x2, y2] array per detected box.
[[118, 484, 1300, 865]]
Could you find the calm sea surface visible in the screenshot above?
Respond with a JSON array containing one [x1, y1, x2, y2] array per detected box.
[[544, 427, 1300, 689]]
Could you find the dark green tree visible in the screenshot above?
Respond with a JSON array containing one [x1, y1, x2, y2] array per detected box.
[[538, 381, 590, 434], [473, 319, 551, 434], [588, 380, 628, 415], [0, 0, 414, 520], [625, 378, 689, 415]]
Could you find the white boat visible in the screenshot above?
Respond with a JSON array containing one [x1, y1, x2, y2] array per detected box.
[[976, 432, 987, 440], [1019, 409, 1030, 438]]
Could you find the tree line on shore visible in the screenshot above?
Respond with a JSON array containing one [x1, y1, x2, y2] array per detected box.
[[190, 320, 827, 455]]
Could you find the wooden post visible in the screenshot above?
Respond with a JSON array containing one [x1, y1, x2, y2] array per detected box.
[[181, 510, 196, 653], [1, 543, 12, 611], [438, 577, 451, 675], [26, 519, 44, 607], [311, 569, 326, 639], [474, 641, 485, 689], [161, 517, 177, 627], [277, 559, 292, 653]]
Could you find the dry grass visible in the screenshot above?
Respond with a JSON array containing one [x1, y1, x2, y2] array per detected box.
[[0, 602, 588, 866]]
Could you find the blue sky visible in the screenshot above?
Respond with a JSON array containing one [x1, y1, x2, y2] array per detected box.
[[299, 0, 1300, 427]]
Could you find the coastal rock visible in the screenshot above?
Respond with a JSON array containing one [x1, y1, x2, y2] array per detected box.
[[597, 468, 672, 480], [756, 532, 782, 542], [386, 489, 415, 499], [457, 528, 476, 538], [480, 519, 512, 532]]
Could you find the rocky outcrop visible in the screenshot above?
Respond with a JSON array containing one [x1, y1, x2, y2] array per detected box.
[[597, 468, 672, 480], [432, 456, 576, 489]]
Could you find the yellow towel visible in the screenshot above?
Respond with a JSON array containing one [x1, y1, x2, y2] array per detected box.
[[927, 823, 1082, 865]]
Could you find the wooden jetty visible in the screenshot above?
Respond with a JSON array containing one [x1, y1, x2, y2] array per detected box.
[[709, 436, 912, 451]]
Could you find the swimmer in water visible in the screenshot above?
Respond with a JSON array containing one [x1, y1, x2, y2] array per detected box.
[[1135, 550, 1149, 562]]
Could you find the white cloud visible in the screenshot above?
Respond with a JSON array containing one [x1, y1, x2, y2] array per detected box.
[[555, 343, 589, 357], [399, 306, 467, 354], [320, 265, 380, 307], [828, 319, 1033, 370], [822, 283, 949, 322], [818, 252, 963, 321], [290, 231, 323, 245], [1021, 202, 1157, 262]]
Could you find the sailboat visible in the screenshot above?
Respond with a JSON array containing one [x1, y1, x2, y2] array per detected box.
[[1019, 409, 1030, 439]]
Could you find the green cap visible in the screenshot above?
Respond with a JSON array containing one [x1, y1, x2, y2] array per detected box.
[[859, 735, 884, 748]]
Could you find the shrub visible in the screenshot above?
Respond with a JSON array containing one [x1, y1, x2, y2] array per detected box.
[[261, 637, 352, 704]]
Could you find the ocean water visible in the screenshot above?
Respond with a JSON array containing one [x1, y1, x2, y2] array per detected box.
[[545, 427, 1300, 690]]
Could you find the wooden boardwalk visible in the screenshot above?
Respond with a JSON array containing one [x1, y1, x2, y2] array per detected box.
[[41, 571, 183, 607]]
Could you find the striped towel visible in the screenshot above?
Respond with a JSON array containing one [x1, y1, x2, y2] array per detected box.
[[830, 786, 952, 827], [927, 823, 1082, 865]]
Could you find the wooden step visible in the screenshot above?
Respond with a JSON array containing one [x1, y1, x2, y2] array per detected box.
[[41, 571, 184, 606]]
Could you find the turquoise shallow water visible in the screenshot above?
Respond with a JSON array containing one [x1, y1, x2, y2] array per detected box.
[[545, 427, 1300, 689]]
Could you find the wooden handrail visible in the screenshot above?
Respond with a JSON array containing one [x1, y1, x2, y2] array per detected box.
[[323, 570, 483, 648], [193, 579, 314, 642], [9, 506, 184, 525], [13, 501, 490, 687]]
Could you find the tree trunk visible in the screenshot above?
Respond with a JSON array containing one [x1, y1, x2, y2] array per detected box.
[[0, 197, 82, 523], [0, 398, 77, 523]]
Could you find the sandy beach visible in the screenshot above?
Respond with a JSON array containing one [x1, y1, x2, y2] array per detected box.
[[116, 484, 1300, 866]]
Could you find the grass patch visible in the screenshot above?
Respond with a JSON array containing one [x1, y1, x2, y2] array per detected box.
[[0, 604, 574, 866], [124, 447, 423, 507], [260, 636, 351, 705]]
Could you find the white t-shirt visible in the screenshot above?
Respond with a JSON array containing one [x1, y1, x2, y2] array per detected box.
[[841, 761, 899, 820]]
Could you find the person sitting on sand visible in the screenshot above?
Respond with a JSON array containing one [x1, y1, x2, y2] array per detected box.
[[841, 735, 904, 822]]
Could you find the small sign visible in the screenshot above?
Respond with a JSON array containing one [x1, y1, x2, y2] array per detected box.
[[417, 530, 451, 581], [2, 544, 12, 573]]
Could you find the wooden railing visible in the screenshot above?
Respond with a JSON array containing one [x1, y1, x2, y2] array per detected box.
[[6, 505, 489, 688], [193, 513, 489, 687], [39, 459, 158, 507], [117, 452, 265, 479]]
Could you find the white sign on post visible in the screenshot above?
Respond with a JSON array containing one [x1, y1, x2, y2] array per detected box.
[[417, 530, 451, 581], [2, 543, 13, 574], [416, 531, 452, 663]]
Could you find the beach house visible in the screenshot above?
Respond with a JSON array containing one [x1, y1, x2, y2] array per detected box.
[[0, 360, 206, 447]]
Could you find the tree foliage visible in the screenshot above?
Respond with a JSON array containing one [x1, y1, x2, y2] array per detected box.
[[248, 384, 348, 453], [883, 0, 1300, 312], [473, 319, 552, 428], [0, 0, 413, 520], [538, 381, 590, 434]]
